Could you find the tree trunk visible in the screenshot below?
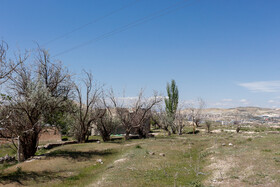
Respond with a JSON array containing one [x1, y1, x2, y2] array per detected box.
[[100, 124, 111, 142], [80, 137, 86, 143], [78, 131, 87, 143], [163, 126, 171, 136], [138, 128, 144, 139], [178, 126, 182, 135], [171, 126, 176, 134], [18, 131, 39, 162], [125, 130, 130, 140], [102, 134, 111, 142], [101, 130, 110, 142]]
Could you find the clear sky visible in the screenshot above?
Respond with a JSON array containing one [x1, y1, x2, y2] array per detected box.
[[1, 0, 280, 108]]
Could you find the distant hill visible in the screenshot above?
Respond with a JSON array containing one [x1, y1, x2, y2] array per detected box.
[[203, 107, 280, 118]]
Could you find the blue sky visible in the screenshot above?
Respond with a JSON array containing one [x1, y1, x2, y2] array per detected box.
[[1, 0, 280, 108]]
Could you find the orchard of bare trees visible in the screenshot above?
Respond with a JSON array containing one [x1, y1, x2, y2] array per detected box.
[[0, 41, 207, 161], [153, 80, 206, 136]]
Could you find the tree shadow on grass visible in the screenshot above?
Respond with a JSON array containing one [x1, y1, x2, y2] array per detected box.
[[186, 130, 200, 134], [110, 137, 123, 141], [0, 169, 65, 185], [86, 139, 99, 143], [47, 149, 115, 160], [107, 137, 125, 144]]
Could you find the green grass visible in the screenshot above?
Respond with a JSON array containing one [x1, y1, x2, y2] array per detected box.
[[99, 137, 210, 187], [51, 150, 123, 187], [1, 124, 280, 186], [35, 148, 49, 156], [1, 136, 213, 186], [0, 162, 16, 171], [0, 143, 16, 157], [1, 142, 126, 186]]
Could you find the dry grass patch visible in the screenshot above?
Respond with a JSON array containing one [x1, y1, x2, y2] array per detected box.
[[0, 142, 127, 187], [204, 132, 280, 186]]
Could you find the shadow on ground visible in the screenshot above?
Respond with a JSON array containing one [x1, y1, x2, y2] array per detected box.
[[0, 149, 117, 185], [106, 137, 125, 144], [187, 130, 200, 134], [47, 149, 115, 160], [0, 168, 65, 185]]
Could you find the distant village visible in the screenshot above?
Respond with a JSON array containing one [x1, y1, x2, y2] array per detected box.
[[201, 107, 280, 126]]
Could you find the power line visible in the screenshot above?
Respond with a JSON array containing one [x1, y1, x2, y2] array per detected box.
[[42, 0, 141, 46], [53, 0, 198, 57]]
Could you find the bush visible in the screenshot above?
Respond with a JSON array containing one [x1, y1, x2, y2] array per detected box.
[[135, 145, 142, 149], [61, 136, 68, 141], [247, 138, 252, 141]]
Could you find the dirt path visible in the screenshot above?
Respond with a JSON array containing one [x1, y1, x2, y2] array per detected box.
[[205, 156, 236, 186], [89, 156, 130, 187], [88, 143, 134, 187], [203, 142, 237, 187]]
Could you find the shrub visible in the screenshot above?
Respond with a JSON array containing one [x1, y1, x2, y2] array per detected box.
[[135, 145, 142, 149], [247, 138, 252, 141], [61, 136, 68, 141]]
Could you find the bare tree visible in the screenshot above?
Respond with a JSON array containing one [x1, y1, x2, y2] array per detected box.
[[188, 98, 205, 134], [0, 41, 27, 85], [94, 92, 120, 142], [153, 105, 173, 136], [35, 48, 73, 131], [0, 48, 72, 161], [174, 106, 188, 135], [95, 112, 119, 142], [36, 48, 72, 98], [72, 71, 103, 143], [109, 89, 162, 140], [154, 102, 188, 136], [155, 102, 190, 136], [1, 83, 51, 161], [205, 120, 212, 133]]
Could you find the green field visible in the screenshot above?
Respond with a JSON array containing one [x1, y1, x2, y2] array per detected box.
[[0, 125, 280, 186]]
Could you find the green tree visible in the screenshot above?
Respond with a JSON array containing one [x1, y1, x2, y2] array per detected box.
[[164, 79, 179, 134]]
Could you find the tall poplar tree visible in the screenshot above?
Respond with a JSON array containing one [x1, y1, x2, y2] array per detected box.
[[165, 79, 179, 133]]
